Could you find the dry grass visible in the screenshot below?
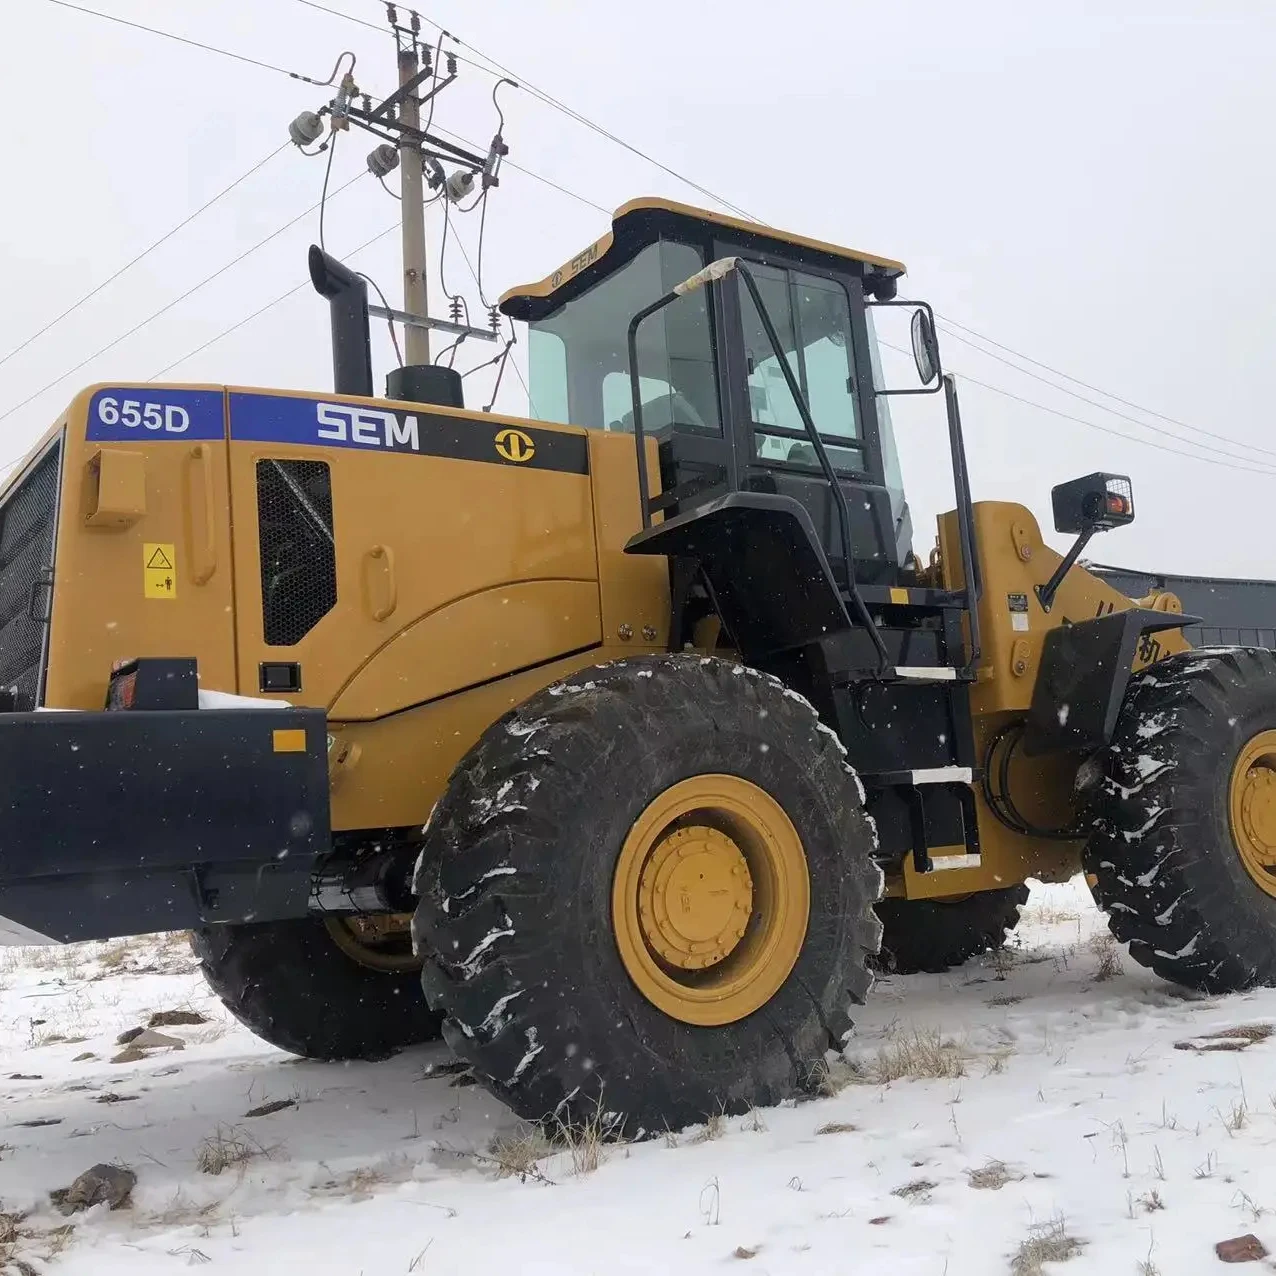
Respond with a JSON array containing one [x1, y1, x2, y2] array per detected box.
[[984, 1048, 1013, 1076], [1010, 1216, 1083, 1275], [95, 939, 136, 971], [553, 1111, 608, 1176], [1089, 933, 1123, 981], [487, 1125, 554, 1180], [195, 1126, 268, 1176], [39, 1224, 75, 1260], [1220, 1097, 1249, 1135], [335, 1164, 388, 1196], [142, 1189, 221, 1231], [1175, 1023, 1274, 1053], [2, 945, 82, 975], [863, 1026, 967, 1084], [967, 1160, 1021, 1191], [1020, 902, 1081, 927], [0, 1209, 54, 1275], [891, 1178, 937, 1202], [815, 1121, 857, 1136], [809, 1057, 857, 1096], [690, 1109, 727, 1145]]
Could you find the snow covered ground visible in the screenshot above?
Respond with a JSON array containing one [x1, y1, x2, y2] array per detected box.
[[3, 878, 1275, 1275]]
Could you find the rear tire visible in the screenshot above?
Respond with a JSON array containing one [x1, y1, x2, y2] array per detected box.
[[875, 886, 1028, 974], [1084, 647, 1276, 993], [411, 655, 883, 1133], [193, 919, 443, 1060]]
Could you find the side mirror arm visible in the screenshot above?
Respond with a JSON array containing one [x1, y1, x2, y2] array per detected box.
[[1036, 526, 1098, 613]]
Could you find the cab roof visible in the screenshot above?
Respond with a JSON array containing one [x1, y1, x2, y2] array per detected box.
[[498, 196, 906, 323]]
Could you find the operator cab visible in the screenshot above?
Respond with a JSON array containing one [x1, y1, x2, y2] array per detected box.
[[500, 198, 914, 588]]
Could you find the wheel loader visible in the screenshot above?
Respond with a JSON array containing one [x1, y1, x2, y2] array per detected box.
[[1, 196, 1273, 1131]]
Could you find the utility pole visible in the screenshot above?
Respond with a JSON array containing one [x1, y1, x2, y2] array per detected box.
[[288, 7, 510, 396], [396, 44, 431, 365]]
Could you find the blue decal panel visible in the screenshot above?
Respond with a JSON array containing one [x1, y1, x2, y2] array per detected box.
[[229, 393, 590, 475], [86, 389, 224, 442], [229, 394, 419, 452]]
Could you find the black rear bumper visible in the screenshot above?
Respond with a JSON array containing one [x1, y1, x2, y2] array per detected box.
[[0, 707, 329, 943]]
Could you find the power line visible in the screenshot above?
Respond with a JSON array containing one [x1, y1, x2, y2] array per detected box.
[[304, 0, 758, 221], [430, 60, 1276, 471], [146, 281, 306, 381], [343, 8, 1276, 471], [148, 222, 401, 380], [46, 0, 1268, 470], [46, 0, 342, 84], [445, 221, 533, 407], [425, 122, 610, 215], [933, 314, 1276, 463], [294, 0, 383, 35], [957, 372, 1276, 476], [882, 340, 1276, 478], [0, 173, 366, 426], [421, 19, 759, 220], [318, 132, 341, 251], [0, 142, 288, 372], [934, 323, 1276, 467]]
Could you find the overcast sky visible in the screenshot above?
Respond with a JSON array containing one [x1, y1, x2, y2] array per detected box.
[[4, 0, 1275, 577]]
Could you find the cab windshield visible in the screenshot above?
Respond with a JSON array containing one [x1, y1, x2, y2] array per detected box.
[[526, 239, 721, 436]]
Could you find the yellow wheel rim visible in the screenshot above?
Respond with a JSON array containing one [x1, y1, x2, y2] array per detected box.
[[611, 775, 810, 1026], [325, 914, 420, 972], [1229, 730, 1276, 899]]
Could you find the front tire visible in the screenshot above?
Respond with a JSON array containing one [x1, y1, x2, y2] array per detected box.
[[1084, 647, 1276, 993], [411, 655, 883, 1133]]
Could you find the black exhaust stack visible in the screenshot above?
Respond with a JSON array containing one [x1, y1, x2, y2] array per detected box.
[[309, 245, 373, 398], [308, 244, 466, 409]]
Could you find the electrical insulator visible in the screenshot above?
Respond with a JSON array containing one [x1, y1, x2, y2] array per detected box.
[[482, 132, 509, 188], [446, 52, 457, 75], [444, 169, 475, 203], [288, 111, 324, 148], [449, 297, 463, 325], [488, 306, 500, 333], [367, 144, 400, 179], [387, 5, 398, 24], [422, 155, 445, 190]]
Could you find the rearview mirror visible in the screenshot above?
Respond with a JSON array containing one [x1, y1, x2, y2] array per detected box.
[[910, 308, 940, 386], [867, 299, 943, 396]]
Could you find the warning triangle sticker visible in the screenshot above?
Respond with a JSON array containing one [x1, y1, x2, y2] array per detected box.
[[146, 547, 174, 570]]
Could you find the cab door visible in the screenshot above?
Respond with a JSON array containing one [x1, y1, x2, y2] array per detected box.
[[721, 255, 901, 585]]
